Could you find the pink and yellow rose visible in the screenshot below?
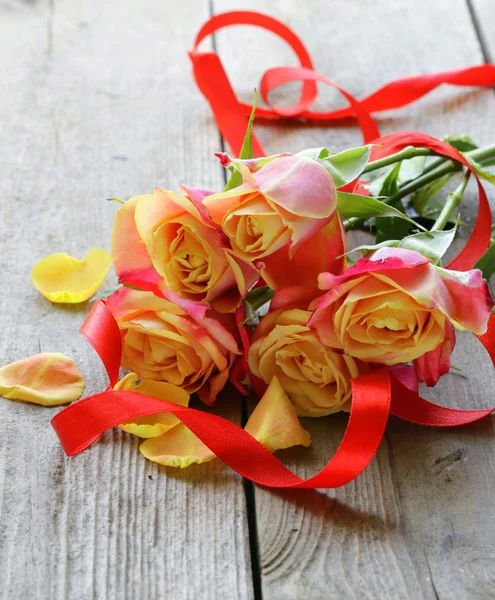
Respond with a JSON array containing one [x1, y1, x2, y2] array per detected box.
[[203, 154, 345, 288], [310, 247, 492, 370], [106, 287, 245, 405], [248, 302, 368, 417], [111, 187, 259, 313]]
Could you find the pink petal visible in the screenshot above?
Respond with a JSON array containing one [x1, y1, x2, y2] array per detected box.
[[259, 214, 345, 290], [254, 155, 337, 218], [111, 195, 157, 282], [436, 267, 493, 334], [413, 323, 456, 386]]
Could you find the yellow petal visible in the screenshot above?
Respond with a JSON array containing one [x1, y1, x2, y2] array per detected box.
[[245, 376, 312, 452], [0, 353, 85, 406], [114, 373, 189, 438], [140, 423, 216, 468], [31, 248, 111, 303]]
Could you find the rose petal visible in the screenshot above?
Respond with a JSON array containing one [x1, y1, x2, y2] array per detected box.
[[413, 323, 456, 386], [0, 353, 85, 406], [111, 195, 158, 284], [202, 183, 254, 226], [254, 155, 337, 218], [31, 248, 111, 303], [139, 423, 216, 468], [260, 214, 345, 290], [114, 373, 189, 438], [244, 375, 312, 452], [435, 267, 493, 334]]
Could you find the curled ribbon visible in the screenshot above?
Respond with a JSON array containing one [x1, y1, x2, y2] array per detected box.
[[51, 302, 495, 488], [51, 11, 495, 488]]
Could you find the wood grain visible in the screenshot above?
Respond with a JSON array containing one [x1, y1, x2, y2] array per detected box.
[[0, 1, 252, 599], [212, 0, 495, 598], [470, 0, 495, 62]]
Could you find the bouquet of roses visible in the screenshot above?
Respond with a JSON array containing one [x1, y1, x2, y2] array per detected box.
[[4, 99, 489, 484], [101, 120, 495, 467]]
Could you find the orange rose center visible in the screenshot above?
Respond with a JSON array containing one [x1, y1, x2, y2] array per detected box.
[[249, 308, 362, 416], [335, 279, 446, 364], [222, 196, 290, 260]]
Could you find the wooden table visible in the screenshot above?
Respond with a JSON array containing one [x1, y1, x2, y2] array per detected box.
[[1, 1, 495, 598]]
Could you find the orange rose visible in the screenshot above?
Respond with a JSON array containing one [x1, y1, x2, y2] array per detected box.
[[111, 187, 259, 312], [203, 154, 344, 288], [249, 305, 367, 417], [106, 287, 244, 405], [310, 247, 492, 367]]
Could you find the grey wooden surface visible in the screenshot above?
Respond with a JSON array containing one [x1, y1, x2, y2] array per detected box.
[[1, 0, 495, 599], [0, 2, 251, 599]]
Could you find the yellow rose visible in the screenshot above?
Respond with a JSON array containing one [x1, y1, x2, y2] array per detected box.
[[248, 307, 366, 417], [203, 154, 341, 288], [111, 187, 259, 312], [106, 287, 242, 405], [310, 247, 492, 365]]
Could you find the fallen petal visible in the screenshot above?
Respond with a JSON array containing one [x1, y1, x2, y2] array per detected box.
[[245, 375, 312, 452], [114, 373, 189, 438], [31, 248, 111, 303], [0, 353, 85, 406], [140, 423, 216, 467]]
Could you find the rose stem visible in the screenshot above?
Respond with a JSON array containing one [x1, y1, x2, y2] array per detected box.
[[430, 170, 470, 231], [362, 143, 495, 175], [362, 146, 432, 173], [345, 144, 495, 231]]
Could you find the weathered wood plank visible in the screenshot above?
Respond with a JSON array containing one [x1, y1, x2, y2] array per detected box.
[[212, 0, 495, 598], [470, 0, 495, 62], [0, 1, 252, 599]]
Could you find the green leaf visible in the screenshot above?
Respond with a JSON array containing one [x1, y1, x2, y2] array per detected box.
[[413, 173, 455, 217], [337, 192, 426, 230], [398, 156, 426, 183], [238, 89, 258, 161], [375, 162, 401, 197], [344, 226, 457, 264], [245, 285, 275, 312], [375, 206, 411, 244], [322, 145, 372, 188], [225, 90, 258, 191], [297, 147, 330, 161], [372, 162, 410, 243], [340, 239, 401, 257], [90, 285, 121, 301], [474, 242, 495, 279], [443, 134, 478, 153], [300, 145, 372, 188], [465, 155, 495, 185], [398, 227, 457, 263]]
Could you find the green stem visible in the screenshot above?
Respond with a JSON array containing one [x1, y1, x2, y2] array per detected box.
[[345, 143, 495, 231], [362, 146, 432, 174], [344, 162, 459, 231], [363, 143, 495, 175], [431, 170, 470, 231], [389, 162, 461, 204]]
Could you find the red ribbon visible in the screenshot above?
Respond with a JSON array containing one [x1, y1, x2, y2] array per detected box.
[[190, 11, 495, 267], [50, 11, 495, 488], [51, 302, 495, 488], [190, 11, 495, 152]]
